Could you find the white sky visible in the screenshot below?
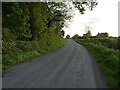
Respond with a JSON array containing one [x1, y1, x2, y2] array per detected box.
[[63, 0, 119, 37]]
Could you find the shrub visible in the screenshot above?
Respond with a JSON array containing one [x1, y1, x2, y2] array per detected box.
[[76, 38, 119, 50], [2, 36, 67, 70], [2, 28, 16, 41]]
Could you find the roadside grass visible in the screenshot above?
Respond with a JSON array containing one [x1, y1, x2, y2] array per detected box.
[[3, 50, 40, 70], [75, 40, 119, 88], [2, 38, 68, 71]]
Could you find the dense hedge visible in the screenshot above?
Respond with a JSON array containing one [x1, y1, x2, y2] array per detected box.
[[77, 38, 119, 50], [3, 40, 67, 70], [2, 29, 67, 70]]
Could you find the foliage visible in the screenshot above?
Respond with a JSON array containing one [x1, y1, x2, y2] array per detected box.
[[72, 34, 80, 39], [3, 50, 40, 70], [2, 2, 32, 40], [77, 38, 119, 50], [73, 1, 98, 14], [76, 40, 119, 88], [61, 30, 65, 38], [2, 2, 98, 71], [2, 2, 98, 41], [2, 35, 67, 70], [2, 28, 16, 41], [27, 2, 72, 40], [66, 35, 70, 39], [83, 30, 92, 39], [28, 3, 50, 40], [96, 32, 109, 38]]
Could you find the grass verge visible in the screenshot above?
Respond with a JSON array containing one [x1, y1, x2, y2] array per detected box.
[[2, 39, 68, 71], [75, 40, 119, 88]]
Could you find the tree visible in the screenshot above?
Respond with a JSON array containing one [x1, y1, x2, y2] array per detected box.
[[2, 2, 98, 41], [27, 2, 69, 40], [72, 34, 80, 39], [73, 1, 98, 14], [66, 35, 70, 39], [96, 32, 109, 38], [2, 2, 32, 40], [83, 30, 92, 38], [61, 30, 65, 38], [27, 2, 51, 40]]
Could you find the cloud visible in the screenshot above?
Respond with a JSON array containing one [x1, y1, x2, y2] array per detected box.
[[63, 0, 119, 37]]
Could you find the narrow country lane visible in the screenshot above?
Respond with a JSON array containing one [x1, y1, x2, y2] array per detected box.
[[2, 40, 108, 88]]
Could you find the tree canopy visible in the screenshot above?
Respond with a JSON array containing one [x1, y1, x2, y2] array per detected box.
[[2, 1, 98, 41]]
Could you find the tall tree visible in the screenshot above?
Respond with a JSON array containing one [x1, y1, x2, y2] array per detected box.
[[27, 2, 68, 40], [2, 1, 98, 41], [83, 30, 92, 38]]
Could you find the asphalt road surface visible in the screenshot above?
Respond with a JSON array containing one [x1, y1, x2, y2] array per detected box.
[[3, 40, 108, 88]]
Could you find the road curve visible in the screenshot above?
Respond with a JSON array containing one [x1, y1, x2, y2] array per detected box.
[[3, 40, 108, 88]]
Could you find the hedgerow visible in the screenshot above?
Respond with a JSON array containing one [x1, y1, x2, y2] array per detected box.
[[76, 40, 119, 88]]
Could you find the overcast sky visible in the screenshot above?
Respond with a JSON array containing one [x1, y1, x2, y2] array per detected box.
[[63, 0, 119, 37]]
